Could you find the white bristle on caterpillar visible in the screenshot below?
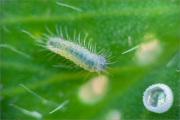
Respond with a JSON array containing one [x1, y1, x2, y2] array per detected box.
[[36, 27, 113, 74]]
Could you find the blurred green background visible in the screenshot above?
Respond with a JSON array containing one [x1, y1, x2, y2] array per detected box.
[[1, 0, 180, 119]]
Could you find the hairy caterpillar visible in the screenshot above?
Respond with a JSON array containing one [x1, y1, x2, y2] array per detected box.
[[36, 27, 113, 74]]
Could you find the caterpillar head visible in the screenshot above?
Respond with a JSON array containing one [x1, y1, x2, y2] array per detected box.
[[97, 56, 106, 71]]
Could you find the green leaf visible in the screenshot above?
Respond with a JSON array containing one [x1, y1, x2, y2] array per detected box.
[[1, 0, 180, 119]]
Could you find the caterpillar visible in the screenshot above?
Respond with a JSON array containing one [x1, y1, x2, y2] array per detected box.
[[37, 27, 113, 74]]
